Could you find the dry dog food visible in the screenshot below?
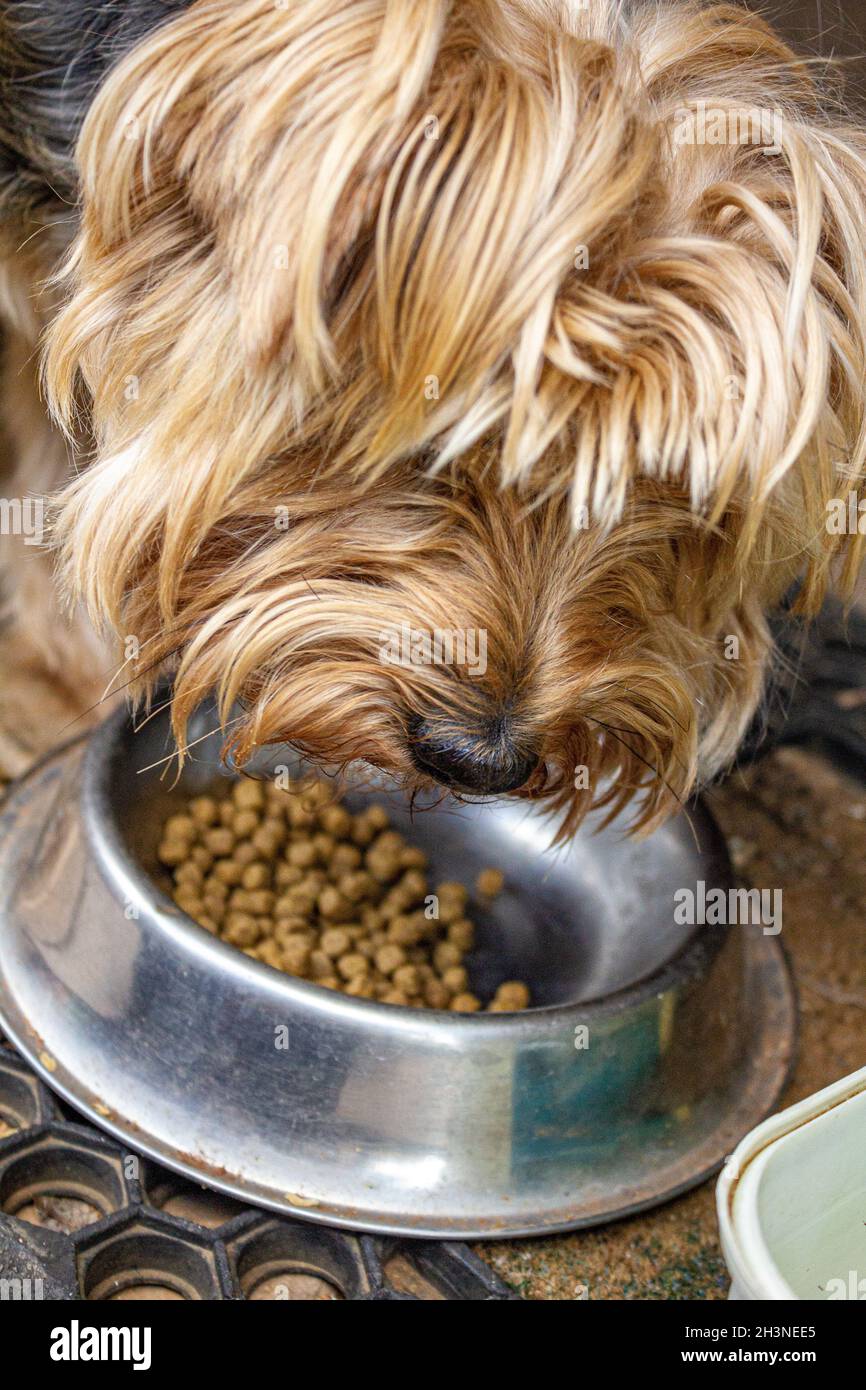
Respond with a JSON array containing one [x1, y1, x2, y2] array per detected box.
[[157, 775, 530, 1012]]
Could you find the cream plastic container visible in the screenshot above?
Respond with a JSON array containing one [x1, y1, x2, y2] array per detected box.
[[717, 1066, 866, 1300]]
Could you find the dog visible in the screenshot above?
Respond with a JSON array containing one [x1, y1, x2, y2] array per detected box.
[[1, 0, 865, 836]]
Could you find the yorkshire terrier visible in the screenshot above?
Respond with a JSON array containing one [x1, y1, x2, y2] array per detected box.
[[1, 0, 865, 834]]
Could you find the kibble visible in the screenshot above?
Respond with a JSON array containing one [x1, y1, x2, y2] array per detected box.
[[476, 867, 505, 897], [488, 980, 531, 1012], [157, 778, 530, 1012]]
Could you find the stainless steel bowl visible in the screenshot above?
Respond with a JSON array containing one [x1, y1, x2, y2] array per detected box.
[[0, 703, 795, 1238]]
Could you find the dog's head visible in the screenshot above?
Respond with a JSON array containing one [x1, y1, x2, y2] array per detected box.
[[44, 0, 866, 833]]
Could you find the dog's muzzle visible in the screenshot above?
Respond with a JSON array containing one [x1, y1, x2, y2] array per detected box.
[[407, 712, 539, 796]]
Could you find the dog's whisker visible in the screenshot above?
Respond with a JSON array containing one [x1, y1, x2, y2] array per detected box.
[[137, 716, 245, 779]]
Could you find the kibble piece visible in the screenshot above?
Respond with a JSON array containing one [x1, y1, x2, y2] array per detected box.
[[201, 895, 226, 925], [366, 849, 402, 885], [338, 870, 374, 903], [175, 861, 203, 888], [300, 870, 327, 895], [450, 992, 482, 1013], [158, 840, 189, 867], [189, 796, 219, 827], [345, 975, 376, 998], [433, 941, 463, 973], [489, 981, 531, 1011], [442, 965, 469, 995], [204, 827, 235, 857], [392, 964, 420, 995], [173, 886, 202, 915], [366, 805, 390, 832], [397, 869, 427, 902], [241, 862, 270, 890], [436, 897, 466, 926], [380, 988, 410, 1006], [337, 952, 369, 982], [274, 919, 314, 946], [264, 790, 287, 818], [318, 886, 353, 922], [288, 801, 317, 830], [399, 846, 428, 870], [223, 912, 261, 948], [257, 939, 283, 970], [447, 919, 475, 951], [311, 832, 336, 862], [288, 840, 318, 869], [190, 845, 214, 871], [319, 805, 352, 837], [233, 842, 259, 868], [213, 858, 243, 886], [372, 830, 405, 855], [320, 927, 351, 959], [300, 776, 331, 808], [164, 814, 197, 841], [308, 950, 332, 979], [252, 825, 283, 858], [424, 978, 451, 1010], [374, 943, 407, 977], [275, 863, 304, 889], [246, 889, 275, 916], [280, 937, 312, 977], [330, 842, 363, 873], [476, 867, 505, 897], [233, 809, 260, 838], [386, 915, 423, 947], [275, 886, 318, 917], [350, 814, 377, 847], [437, 881, 468, 905], [233, 779, 265, 811]]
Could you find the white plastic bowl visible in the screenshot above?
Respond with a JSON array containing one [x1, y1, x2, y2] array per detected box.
[[717, 1066, 866, 1300]]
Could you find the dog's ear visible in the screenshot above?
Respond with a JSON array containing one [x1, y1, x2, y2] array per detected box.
[[45, 0, 866, 626]]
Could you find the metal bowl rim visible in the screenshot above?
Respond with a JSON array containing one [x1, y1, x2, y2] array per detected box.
[[83, 702, 735, 1028]]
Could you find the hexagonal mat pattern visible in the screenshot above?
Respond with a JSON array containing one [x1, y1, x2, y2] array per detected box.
[[0, 1034, 516, 1300]]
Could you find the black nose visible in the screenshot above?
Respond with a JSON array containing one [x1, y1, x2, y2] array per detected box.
[[408, 715, 539, 795]]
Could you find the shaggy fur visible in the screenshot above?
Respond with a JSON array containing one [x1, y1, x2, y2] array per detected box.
[[2, 0, 866, 832]]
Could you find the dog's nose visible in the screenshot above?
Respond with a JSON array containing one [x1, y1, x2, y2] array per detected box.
[[408, 715, 539, 795]]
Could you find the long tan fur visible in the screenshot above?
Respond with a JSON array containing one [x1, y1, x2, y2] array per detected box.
[[39, 0, 866, 834]]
